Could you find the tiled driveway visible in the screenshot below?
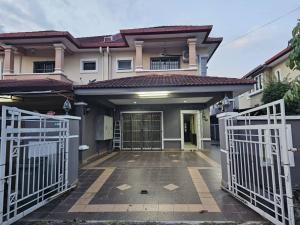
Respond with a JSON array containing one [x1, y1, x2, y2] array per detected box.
[[18, 150, 266, 224]]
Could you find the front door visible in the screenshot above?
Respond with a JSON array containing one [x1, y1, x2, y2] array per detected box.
[[121, 112, 162, 150]]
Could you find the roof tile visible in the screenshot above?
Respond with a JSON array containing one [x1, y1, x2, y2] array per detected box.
[[74, 74, 255, 89]]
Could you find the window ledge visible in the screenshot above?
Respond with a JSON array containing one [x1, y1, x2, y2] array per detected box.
[[248, 89, 263, 97], [80, 70, 98, 74], [116, 69, 133, 73], [137, 68, 197, 72]]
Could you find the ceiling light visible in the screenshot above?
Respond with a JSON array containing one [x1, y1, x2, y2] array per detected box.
[[183, 100, 187, 103], [137, 91, 170, 98], [133, 101, 137, 104], [0, 95, 19, 103]]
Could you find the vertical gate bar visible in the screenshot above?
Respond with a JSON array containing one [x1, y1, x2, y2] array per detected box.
[[13, 111, 22, 217], [57, 121, 62, 191], [254, 141, 261, 196], [245, 117, 252, 200], [0, 107, 8, 224], [258, 129, 266, 198], [65, 120, 69, 189], [7, 110, 16, 220], [264, 128, 271, 200], [273, 104, 286, 223], [279, 101, 295, 225], [42, 118, 46, 200]]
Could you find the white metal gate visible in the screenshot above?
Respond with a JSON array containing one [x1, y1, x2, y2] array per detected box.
[[224, 100, 295, 225], [0, 106, 70, 224]]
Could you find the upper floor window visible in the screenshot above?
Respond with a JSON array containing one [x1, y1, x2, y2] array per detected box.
[[150, 57, 180, 70], [199, 56, 208, 76], [116, 58, 133, 72], [275, 69, 281, 81], [33, 61, 55, 73], [80, 59, 98, 73], [251, 74, 263, 93]]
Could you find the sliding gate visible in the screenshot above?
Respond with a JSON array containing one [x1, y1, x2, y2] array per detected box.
[[224, 100, 295, 225], [121, 112, 162, 150], [0, 106, 70, 224]]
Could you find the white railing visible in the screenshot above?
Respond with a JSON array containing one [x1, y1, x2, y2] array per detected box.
[[224, 99, 295, 225], [0, 106, 70, 224]]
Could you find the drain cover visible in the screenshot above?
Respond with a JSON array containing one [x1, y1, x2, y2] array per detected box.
[[140, 190, 148, 194]]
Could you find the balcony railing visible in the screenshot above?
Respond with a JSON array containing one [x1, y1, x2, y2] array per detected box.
[[150, 57, 180, 70]]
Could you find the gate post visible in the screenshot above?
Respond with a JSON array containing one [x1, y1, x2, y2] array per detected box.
[[217, 112, 238, 188]]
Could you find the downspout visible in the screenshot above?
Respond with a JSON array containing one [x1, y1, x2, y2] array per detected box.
[[106, 46, 110, 80], [99, 47, 104, 81]]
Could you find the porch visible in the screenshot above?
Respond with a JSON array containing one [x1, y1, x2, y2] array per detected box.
[[16, 149, 265, 224]]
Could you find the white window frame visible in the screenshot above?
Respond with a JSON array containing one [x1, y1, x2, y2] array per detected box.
[[116, 57, 133, 72], [80, 58, 98, 73], [275, 69, 281, 81], [249, 73, 263, 96]]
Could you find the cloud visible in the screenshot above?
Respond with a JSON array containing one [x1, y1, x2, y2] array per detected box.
[[224, 25, 278, 49], [0, 0, 54, 32]]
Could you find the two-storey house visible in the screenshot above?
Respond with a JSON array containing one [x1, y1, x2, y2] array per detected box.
[[0, 26, 254, 162], [238, 46, 300, 110]]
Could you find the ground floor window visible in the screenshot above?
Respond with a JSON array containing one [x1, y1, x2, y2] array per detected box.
[[121, 112, 162, 150]]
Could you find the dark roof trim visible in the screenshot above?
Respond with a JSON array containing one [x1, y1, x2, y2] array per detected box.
[[265, 46, 292, 65], [243, 46, 292, 78]]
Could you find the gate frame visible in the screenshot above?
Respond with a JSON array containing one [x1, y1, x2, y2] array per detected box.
[[223, 99, 295, 225], [0, 106, 72, 225]]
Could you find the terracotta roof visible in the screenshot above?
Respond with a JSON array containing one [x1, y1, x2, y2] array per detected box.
[[243, 46, 292, 78], [0, 26, 222, 49], [0, 79, 73, 93], [74, 74, 255, 89], [265, 46, 292, 65]]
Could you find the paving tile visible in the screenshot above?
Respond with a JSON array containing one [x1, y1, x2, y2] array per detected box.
[[19, 150, 267, 224], [163, 183, 179, 191], [116, 184, 132, 191]]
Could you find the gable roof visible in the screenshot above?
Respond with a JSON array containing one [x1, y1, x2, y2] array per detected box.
[[243, 46, 292, 79], [74, 74, 255, 89]]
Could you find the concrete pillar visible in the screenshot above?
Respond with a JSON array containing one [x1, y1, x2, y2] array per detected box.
[[217, 112, 239, 188], [53, 43, 66, 73], [74, 102, 87, 164], [3, 45, 16, 74], [187, 38, 197, 69], [135, 41, 144, 71]]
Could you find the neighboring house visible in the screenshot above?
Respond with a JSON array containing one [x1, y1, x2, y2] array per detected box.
[[0, 26, 254, 162], [238, 47, 300, 110]]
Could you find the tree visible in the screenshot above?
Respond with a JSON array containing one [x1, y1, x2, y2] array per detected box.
[[287, 21, 300, 71], [262, 81, 291, 104], [284, 79, 300, 114]]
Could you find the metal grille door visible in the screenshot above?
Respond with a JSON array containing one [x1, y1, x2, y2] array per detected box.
[[0, 106, 70, 224], [121, 112, 162, 150], [224, 100, 295, 225]]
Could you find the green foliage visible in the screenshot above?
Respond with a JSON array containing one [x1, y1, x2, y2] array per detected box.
[[288, 22, 300, 71], [262, 81, 291, 104], [284, 79, 300, 114]]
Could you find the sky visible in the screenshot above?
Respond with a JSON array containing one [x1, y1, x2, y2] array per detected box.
[[0, 0, 299, 78]]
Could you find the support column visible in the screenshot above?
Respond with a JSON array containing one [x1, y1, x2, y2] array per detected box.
[[187, 38, 197, 69], [135, 41, 144, 71], [53, 43, 66, 73], [74, 102, 87, 164], [3, 45, 16, 75]]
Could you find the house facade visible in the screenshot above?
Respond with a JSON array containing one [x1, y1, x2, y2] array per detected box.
[[0, 26, 254, 162], [238, 47, 300, 110]]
